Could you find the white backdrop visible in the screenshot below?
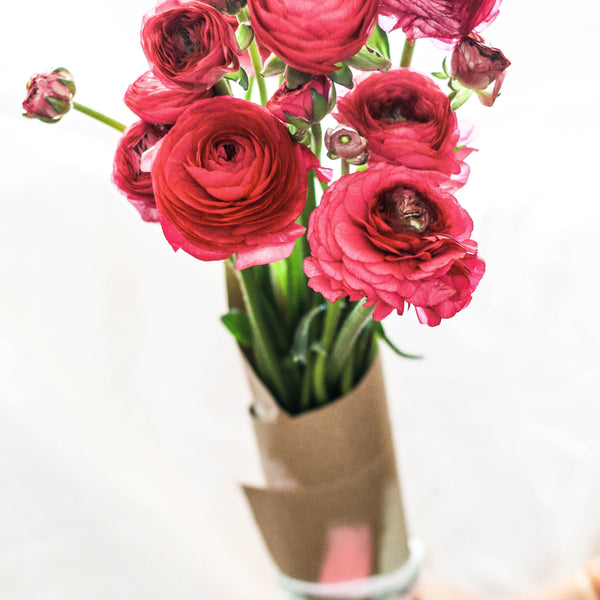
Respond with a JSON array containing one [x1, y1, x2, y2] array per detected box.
[[1, 1, 599, 598]]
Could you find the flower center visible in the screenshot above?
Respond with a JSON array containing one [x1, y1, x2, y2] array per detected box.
[[378, 186, 431, 233], [216, 142, 237, 162], [177, 26, 197, 55]]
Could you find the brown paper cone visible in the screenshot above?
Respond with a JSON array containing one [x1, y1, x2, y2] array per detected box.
[[242, 353, 410, 587]]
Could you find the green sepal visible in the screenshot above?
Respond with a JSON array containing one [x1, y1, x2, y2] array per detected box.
[[261, 54, 286, 77], [448, 77, 462, 92], [442, 56, 451, 77], [374, 322, 422, 359], [283, 111, 311, 132], [45, 96, 71, 114], [451, 88, 473, 110], [367, 24, 391, 59], [328, 83, 337, 112], [236, 23, 254, 52], [328, 63, 353, 89], [57, 77, 76, 95], [291, 304, 327, 364], [310, 89, 329, 122], [355, 164, 369, 172], [221, 309, 253, 347], [431, 71, 448, 80], [344, 45, 391, 72], [286, 66, 313, 90], [224, 67, 249, 90]]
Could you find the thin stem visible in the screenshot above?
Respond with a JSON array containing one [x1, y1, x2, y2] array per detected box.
[[341, 159, 350, 177], [237, 267, 290, 407], [72, 102, 126, 132], [400, 38, 416, 68], [313, 299, 344, 404], [248, 40, 268, 105], [245, 76, 255, 101], [327, 300, 375, 386], [310, 122, 323, 162]]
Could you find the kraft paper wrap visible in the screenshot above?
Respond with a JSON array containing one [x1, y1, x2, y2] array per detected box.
[[227, 265, 411, 592]]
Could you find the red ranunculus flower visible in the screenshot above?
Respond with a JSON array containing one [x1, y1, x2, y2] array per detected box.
[[112, 120, 168, 222], [451, 35, 510, 107], [151, 96, 309, 269], [304, 165, 485, 326], [247, 0, 378, 75], [335, 69, 463, 176], [141, 0, 241, 91], [379, 0, 502, 43], [266, 76, 332, 130], [124, 71, 216, 125]]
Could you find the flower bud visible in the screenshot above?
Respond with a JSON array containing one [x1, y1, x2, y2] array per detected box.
[[203, 0, 247, 14], [450, 36, 510, 106], [266, 76, 333, 132], [324, 126, 369, 165], [22, 68, 76, 123]]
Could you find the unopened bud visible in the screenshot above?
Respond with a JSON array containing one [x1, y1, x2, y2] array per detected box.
[[266, 76, 333, 132], [325, 126, 369, 165], [450, 36, 510, 107], [22, 68, 76, 123]]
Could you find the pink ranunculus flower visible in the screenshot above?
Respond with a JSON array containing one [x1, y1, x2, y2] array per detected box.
[[124, 71, 216, 125], [247, 0, 378, 75], [379, 0, 502, 43], [334, 69, 464, 176], [304, 165, 485, 326], [266, 76, 333, 130], [451, 35, 510, 107], [141, 0, 242, 91], [112, 120, 168, 222], [151, 96, 310, 269], [22, 68, 76, 123]]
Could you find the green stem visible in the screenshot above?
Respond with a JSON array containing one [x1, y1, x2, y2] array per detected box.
[[400, 38, 416, 68], [72, 102, 126, 132], [328, 300, 375, 386], [340, 346, 354, 395], [310, 123, 323, 162], [248, 40, 268, 105], [237, 267, 290, 407], [341, 159, 350, 177], [313, 299, 345, 404], [245, 76, 255, 101]]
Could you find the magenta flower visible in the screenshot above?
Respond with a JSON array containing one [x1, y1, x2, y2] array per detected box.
[[141, 0, 242, 91], [334, 69, 464, 176], [304, 165, 485, 325], [22, 68, 76, 124], [379, 0, 502, 43], [124, 71, 215, 125], [112, 120, 168, 222]]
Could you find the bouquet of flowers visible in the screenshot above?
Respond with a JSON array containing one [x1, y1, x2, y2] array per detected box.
[[23, 0, 512, 597]]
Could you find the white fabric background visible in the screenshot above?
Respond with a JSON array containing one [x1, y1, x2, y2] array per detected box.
[[1, 1, 599, 598]]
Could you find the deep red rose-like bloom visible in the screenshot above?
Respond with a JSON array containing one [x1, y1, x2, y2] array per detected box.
[[247, 0, 378, 75], [151, 96, 309, 269], [266, 76, 332, 129], [124, 71, 216, 125], [304, 165, 485, 326], [141, 0, 241, 91], [335, 69, 463, 176], [112, 120, 168, 222], [451, 36, 510, 106], [379, 0, 502, 43]]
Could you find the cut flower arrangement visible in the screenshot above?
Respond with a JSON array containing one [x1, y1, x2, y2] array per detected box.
[[23, 0, 510, 597]]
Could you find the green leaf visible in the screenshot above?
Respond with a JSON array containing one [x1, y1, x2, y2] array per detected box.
[[345, 45, 391, 72], [236, 23, 254, 52], [451, 88, 473, 110], [291, 304, 327, 364], [224, 67, 249, 91], [367, 24, 390, 59], [221, 310, 253, 347], [286, 66, 313, 90], [261, 54, 286, 77], [374, 322, 422, 359], [328, 63, 353, 89]]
